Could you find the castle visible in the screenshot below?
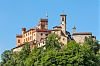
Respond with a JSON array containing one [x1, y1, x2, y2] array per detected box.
[[13, 13, 96, 52]]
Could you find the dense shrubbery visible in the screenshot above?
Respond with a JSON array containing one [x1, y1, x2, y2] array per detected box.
[[0, 33, 100, 66]]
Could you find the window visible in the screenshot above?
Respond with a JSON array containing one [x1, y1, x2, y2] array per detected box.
[[24, 39, 25, 42], [43, 42, 44, 44], [62, 17, 64, 21], [28, 37, 29, 41], [18, 39, 20, 43], [30, 32, 31, 34], [26, 38, 27, 41], [41, 33, 43, 36], [30, 36, 31, 40], [24, 35, 25, 37]]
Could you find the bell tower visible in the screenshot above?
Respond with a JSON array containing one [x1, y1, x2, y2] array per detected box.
[[60, 13, 67, 34], [72, 25, 76, 34]]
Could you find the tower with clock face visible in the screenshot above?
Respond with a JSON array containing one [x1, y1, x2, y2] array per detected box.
[[60, 13, 66, 35]]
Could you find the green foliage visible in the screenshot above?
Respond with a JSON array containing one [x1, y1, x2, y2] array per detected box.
[[45, 33, 61, 50], [0, 34, 100, 66], [19, 43, 30, 60], [1, 50, 12, 64], [0, 43, 31, 66], [84, 37, 100, 54], [24, 47, 43, 66], [61, 41, 97, 66], [96, 49, 100, 65]]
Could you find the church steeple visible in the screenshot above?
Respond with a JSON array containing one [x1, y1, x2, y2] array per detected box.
[[72, 25, 76, 34], [60, 13, 67, 34]]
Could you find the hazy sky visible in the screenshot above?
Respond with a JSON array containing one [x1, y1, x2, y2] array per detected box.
[[0, 0, 99, 60]]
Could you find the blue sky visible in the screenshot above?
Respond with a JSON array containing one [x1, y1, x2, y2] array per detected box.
[[0, 0, 99, 60]]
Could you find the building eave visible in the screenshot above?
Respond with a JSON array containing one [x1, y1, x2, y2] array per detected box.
[[16, 34, 22, 38], [72, 32, 92, 35]]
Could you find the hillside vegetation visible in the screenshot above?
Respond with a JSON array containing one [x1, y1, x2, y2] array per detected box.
[[0, 33, 100, 66]]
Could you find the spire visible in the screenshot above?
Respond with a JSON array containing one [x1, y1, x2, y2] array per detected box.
[[45, 10, 48, 18], [72, 25, 76, 34], [73, 25, 76, 29]]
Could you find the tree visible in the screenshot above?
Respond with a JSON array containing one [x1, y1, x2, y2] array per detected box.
[[1, 42, 31, 66], [96, 49, 100, 65], [39, 49, 57, 66], [0, 35, 100, 66], [17, 42, 31, 66], [24, 47, 46, 66], [1, 50, 12, 64], [19, 42, 30, 60], [45, 33, 61, 50], [84, 37, 99, 54]]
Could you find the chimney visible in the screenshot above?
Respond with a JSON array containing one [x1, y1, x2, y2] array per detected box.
[[22, 28, 26, 34]]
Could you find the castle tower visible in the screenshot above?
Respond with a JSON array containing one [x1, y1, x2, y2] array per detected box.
[[72, 25, 76, 34], [37, 19, 48, 30], [60, 13, 67, 34], [36, 12, 48, 30]]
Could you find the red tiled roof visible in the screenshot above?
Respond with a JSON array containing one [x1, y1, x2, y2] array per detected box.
[[36, 29, 51, 33], [22, 28, 26, 31], [26, 29, 60, 33], [72, 32, 92, 35], [26, 28, 35, 32], [16, 34, 22, 38], [51, 29, 60, 31], [53, 26, 62, 28]]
